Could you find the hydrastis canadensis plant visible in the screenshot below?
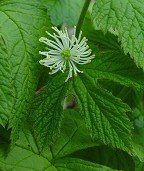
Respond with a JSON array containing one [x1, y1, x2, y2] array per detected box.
[[1, 0, 144, 170], [39, 27, 95, 81]]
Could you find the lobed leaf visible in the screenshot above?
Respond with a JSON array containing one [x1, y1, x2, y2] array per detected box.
[[0, 110, 116, 171], [82, 14, 144, 91], [92, 0, 144, 69], [72, 75, 132, 153]]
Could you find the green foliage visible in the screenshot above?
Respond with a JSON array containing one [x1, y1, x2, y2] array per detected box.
[[50, 110, 98, 159], [0, 35, 13, 127], [41, 0, 84, 26], [135, 159, 144, 171], [0, 0, 52, 142], [132, 103, 144, 170], [31, 73, 69, 152], [0, 111, 116, 171], [71, 146, 135, 171], [82, 14, 144, 91], [31, 58, 134, 153], [72, 75, 132, 152], [0, 0, 144, 170], [54, 158, 117, 171], [92, 0, 144, 69], [29, 12, 144, 154]]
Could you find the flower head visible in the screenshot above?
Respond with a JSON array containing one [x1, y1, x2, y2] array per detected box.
[[39, 26, 95, 82]]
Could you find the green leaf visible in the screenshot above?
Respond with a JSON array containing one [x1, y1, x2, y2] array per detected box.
[[71, 145, 135, 171], [134, 153, 144, 171], [82, 13, 120, 51], [72, 75, 132, 153], [51, 110, 97, 159], [41, 0, 84, 26], [0, 130, 54, 171], [83, 51, 144, 91], [92, 0, 144, 69], [131, 101, 144, 170], [82, 14, 144, 91], [0, 110, 115, 171], [54, 157, 117, 171], [32, 55, 133, 154], [0, 0, 52, 140], [31, 73, 68, 152], [135, 161, 144, 171], [133, 143, 144, 162], [0, 35, 13, 127]]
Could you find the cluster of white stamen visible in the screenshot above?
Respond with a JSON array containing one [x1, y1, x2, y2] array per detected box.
[[39, 26, 95, 82]]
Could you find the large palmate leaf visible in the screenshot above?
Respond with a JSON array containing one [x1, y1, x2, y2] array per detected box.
[[31, 70, 132, 153], [92, 0, 144, 69], [0, 111, 116, 171], [0, 0, 52, 141], [31, 76, 95, 153]]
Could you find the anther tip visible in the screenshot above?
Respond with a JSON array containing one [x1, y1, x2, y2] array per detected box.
[[39, 60, 44, 65], [39, 37, 45, 42]]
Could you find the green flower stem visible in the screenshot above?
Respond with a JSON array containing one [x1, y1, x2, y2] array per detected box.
[[76, 0, 91, 37]]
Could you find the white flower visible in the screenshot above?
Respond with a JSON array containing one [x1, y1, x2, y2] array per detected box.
[[39, 26, 95, 82]]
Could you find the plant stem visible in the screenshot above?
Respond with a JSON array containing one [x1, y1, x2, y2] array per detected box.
[[76, 0, 91, 37], [117, 87, 132, 101]]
